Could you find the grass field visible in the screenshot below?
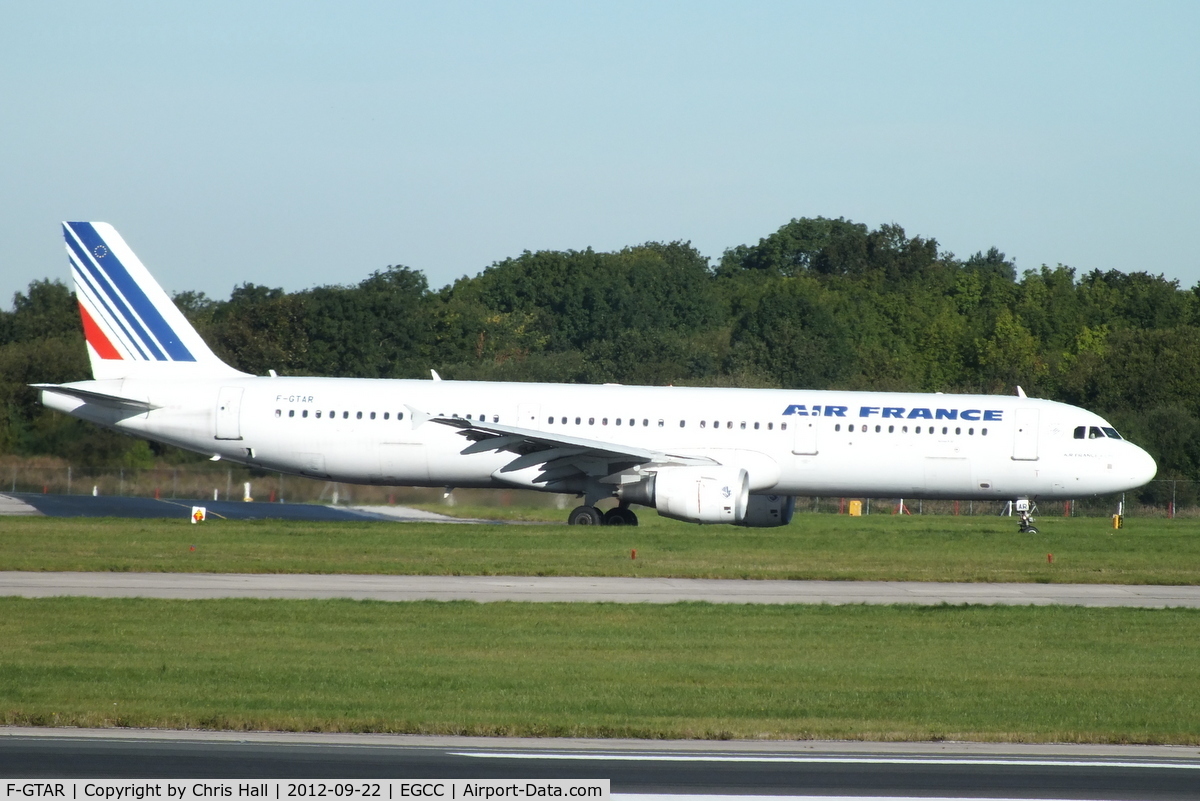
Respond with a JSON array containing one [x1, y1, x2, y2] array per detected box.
[[1, 514, 1198, 584], [1, 597, 1197, 743]]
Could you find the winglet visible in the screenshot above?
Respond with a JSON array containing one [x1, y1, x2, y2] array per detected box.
[[1016, 386, 1027, 398]]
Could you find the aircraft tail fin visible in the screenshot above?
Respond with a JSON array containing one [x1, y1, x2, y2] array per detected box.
[[62, 222, 248, 380]]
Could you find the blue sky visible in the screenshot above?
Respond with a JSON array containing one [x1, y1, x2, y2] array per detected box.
[[2, 1, 1197, 302]]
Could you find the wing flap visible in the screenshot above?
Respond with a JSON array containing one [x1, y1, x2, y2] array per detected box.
[[430, 415, 716, 486]]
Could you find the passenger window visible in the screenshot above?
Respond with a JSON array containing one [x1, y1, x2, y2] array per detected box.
[[561, 417, 567, 424], [370, 412, 376, 420], [1074, 426, 1086, 439], [754, 422, 760, 430], [727, 421, 733, 429], [677, 420, 683, 427], [316, 411, 322, 419], [712, 420, 718, 429], [915, 426, 921, 434], [1089, 426, 1103, 439], [547, 417, 553, 424], [588, 417, 595, 425], [398, 412, 405, 420], [629, 419, 635, 426], [862, 425, 867, 433], [875, 425, 881, 433], [887, 425, 894, 433], [275, 409, 281, 418], [616, 418, 622, 426], [767, 423, 774, 431], [302, 410, 308, 419], [901, 426, 907, 433], [492, 415, 499, 423], [982, 428, 988, 435], [781, 423, 787, 431], [834, 423, 841, 432], [344, 411, 350, 419], [968, 427, 974, 435], [941, 427, 947, 434], [700, 421, 707, 429], [602, 418, 608, 425], [575, 417, 581, 425], [288, 410, 295, 418], [383, 412, 389, 420], [955, 427, 961, 435], [740, 422, 746, 429], [356, 411, 362, 420]]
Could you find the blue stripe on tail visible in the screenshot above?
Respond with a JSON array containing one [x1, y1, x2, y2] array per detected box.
[[64, 222, 195, 362]]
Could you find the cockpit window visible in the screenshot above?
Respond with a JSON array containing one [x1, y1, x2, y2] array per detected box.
[[1076, 424, 1123, 440]]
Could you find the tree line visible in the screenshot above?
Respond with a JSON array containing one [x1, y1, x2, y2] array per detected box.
[[2, 217, 1195, 501]]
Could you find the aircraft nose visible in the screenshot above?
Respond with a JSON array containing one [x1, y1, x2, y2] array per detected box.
[[1128, 445, 1157, 487]]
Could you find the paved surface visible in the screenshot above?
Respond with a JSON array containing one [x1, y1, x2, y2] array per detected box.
[[2, 728, 1199, 798], [0, 494, 40, 515], [3, 571, 1199, 606], [0, 493, 485, 523]]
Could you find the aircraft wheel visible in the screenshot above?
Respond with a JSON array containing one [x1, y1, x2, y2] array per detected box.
[[1020, 525, 1040, 534], [568, 505, 603, 525], [603, 508, 639, 526]]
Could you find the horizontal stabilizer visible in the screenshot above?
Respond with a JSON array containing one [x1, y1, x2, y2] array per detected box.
[[32, 383, 159, 412]]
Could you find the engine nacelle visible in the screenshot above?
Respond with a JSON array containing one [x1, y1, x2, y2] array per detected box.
[[735, 494, 796, 527], [650, 466, 750, 524]]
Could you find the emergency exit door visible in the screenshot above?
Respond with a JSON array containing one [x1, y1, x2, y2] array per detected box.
[[1012, 408, 1039, 461], [792, 417, 819, 455], [517, 402, 541, 430]]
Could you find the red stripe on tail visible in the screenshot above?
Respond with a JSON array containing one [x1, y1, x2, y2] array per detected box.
[[78, 302, 123, 360]]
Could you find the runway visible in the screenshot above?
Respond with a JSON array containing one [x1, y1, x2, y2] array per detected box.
[[2, 728, 1199, 799], [2, 571, 1199, 606], [0, 492, 489, 523]]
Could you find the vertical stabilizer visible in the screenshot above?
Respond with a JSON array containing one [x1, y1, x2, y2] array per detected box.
[[62, 222, 247, 380]]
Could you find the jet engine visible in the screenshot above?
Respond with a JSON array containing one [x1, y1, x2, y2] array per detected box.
[[735, 493, 796, 527], [620, 466, 750, 524]]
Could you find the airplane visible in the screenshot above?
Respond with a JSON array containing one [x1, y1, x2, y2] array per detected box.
[[37, 222, 1157, 531]]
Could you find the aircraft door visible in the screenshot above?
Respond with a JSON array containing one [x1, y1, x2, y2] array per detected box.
[[1012, 408, 1039, 461], [517, 402, 541, 430], [791, 417, 819, 455], [215, 387, 244, 440]]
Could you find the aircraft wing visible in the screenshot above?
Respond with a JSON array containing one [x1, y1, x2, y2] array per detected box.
[[428, 415, 716, 485]]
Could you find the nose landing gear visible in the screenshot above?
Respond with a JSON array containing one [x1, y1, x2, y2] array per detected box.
[[1015, 498, 1039, 534]]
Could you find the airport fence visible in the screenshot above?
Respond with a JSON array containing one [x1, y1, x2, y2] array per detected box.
[[0, 459, 569, 509], [0, 458, 1192, 518]]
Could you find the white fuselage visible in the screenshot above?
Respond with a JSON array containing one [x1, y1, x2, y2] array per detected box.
[[45, 376, 1157, 501]]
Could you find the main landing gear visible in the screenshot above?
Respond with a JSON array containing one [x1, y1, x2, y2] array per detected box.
[[567, 505, 639, 526]]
